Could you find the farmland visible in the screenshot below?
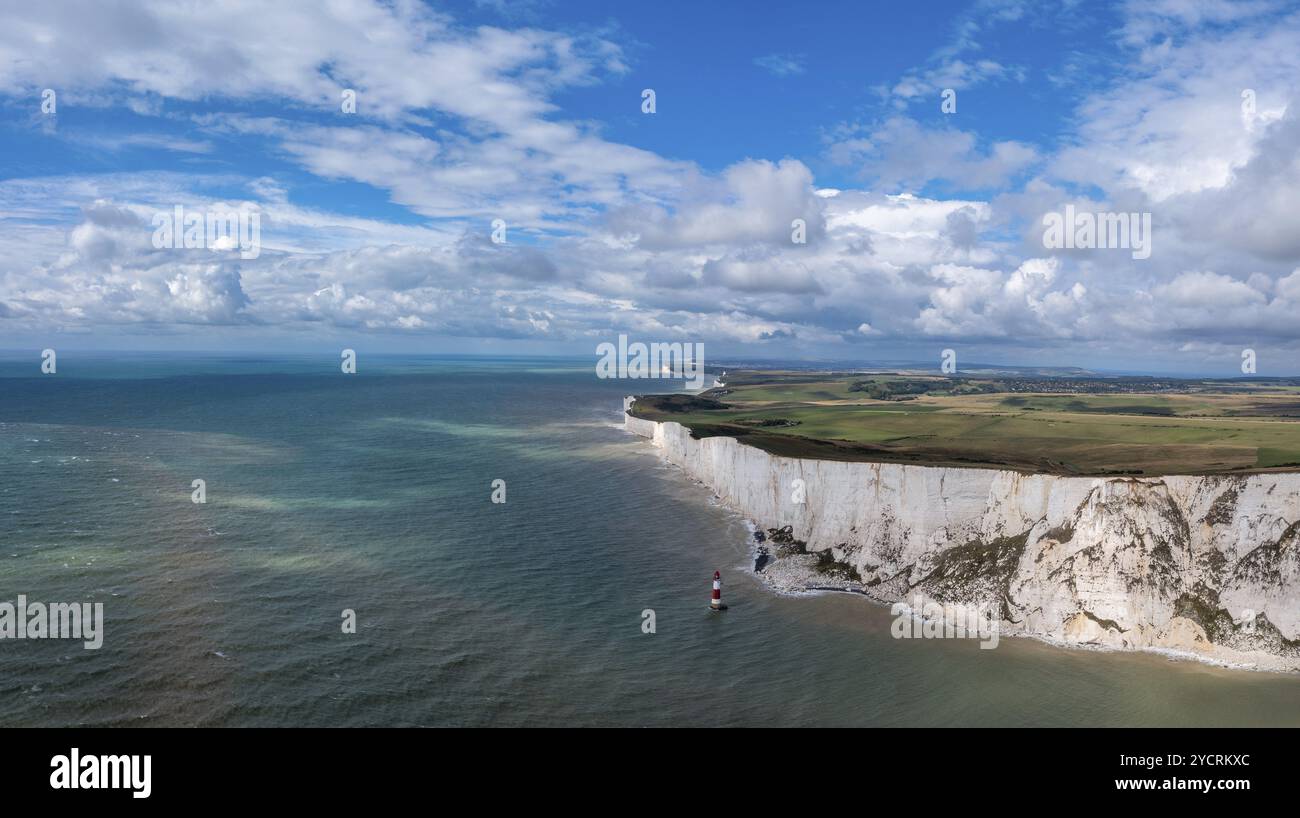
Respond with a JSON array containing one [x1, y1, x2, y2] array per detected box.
[[629, 372, 1300, 475]]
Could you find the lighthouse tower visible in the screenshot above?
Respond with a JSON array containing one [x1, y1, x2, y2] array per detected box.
[[710, 570, 727, 611]]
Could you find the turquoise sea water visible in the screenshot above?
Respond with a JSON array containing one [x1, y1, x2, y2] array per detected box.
[[2, 354, 1299, 727]]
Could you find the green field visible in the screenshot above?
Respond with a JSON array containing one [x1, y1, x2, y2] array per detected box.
[[630, 373, 1300, 475]]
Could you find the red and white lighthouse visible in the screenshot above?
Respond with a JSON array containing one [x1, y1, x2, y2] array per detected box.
[[710, 570, 727, 611]]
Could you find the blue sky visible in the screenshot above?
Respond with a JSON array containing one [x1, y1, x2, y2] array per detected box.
[[1, 0, 1299, 374], [0, 1, 1115, 199]]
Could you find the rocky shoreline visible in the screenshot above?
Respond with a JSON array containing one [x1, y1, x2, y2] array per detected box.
[[744, 525, 1298, 672], [751, 525, 865, 594]]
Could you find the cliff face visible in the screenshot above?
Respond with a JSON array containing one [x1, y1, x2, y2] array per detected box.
[[625, 410, 1300, 670]]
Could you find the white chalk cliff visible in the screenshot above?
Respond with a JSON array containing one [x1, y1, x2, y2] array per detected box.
[[625, 406, 1300, 670]]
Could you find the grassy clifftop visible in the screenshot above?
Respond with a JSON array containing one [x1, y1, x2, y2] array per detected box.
[[629, 371, 1300, 476]]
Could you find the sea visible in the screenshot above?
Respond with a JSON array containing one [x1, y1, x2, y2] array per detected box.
[[2, 353, 1299, 727]]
